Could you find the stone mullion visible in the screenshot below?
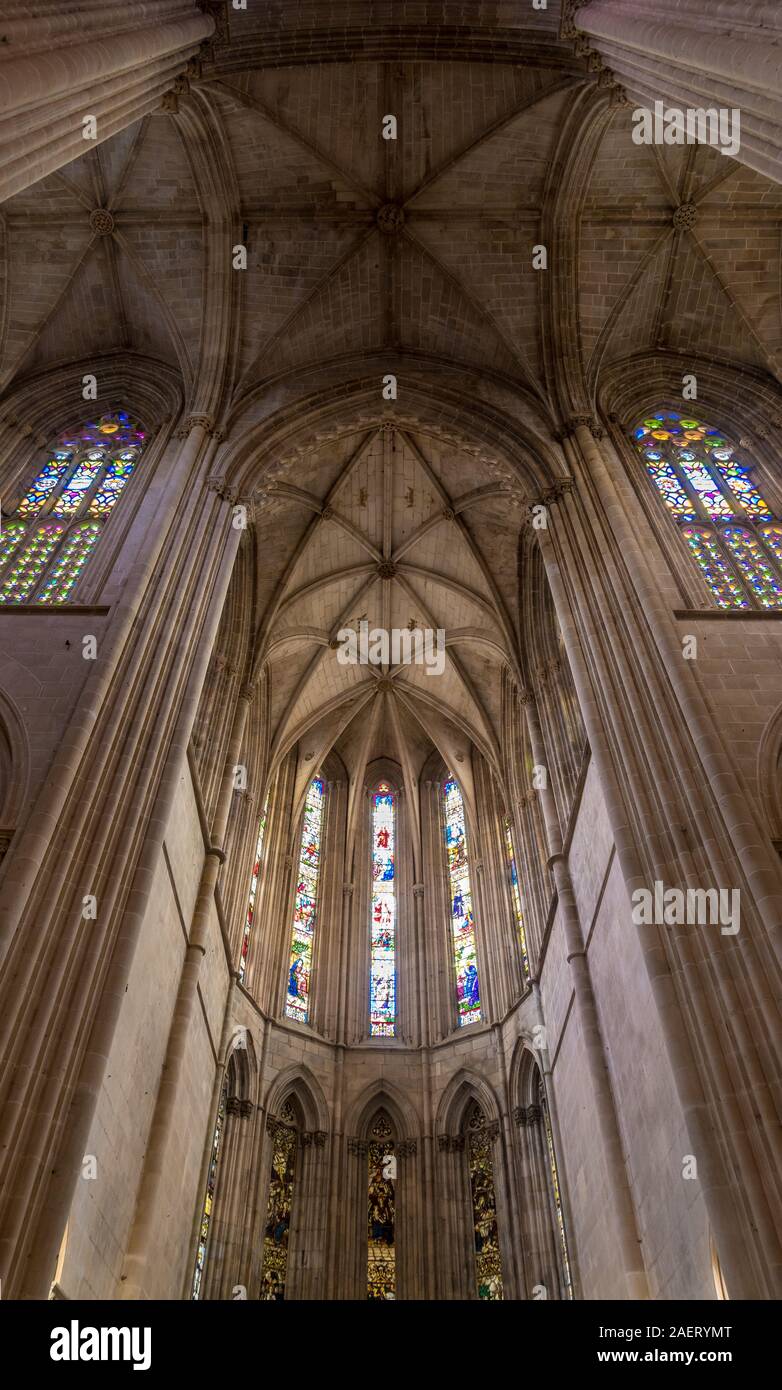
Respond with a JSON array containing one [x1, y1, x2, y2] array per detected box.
[[395, 1138, 421, 1299], [396, 789, 416, 1047], [491, 1069, 524, 1300], [423, 779, 453, 1040], [308, 778, 341, 1038], [324, 1050, 347, 1297], [436, 1137, 472, 1300], [565, 425, 782, 1289], [345, 1139, 368, 1299], [296, 1132, 330, 1299], [537, 468, 776, 1298], [513, 1111, 543, 1295], [343, 790, 367, 1044], [0, 421, 230, 1297]]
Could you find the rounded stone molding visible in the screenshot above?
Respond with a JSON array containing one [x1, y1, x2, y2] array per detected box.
[[672, 203, 697, 232], [89, 208, 115, 236], [376, 203, 405, 234]]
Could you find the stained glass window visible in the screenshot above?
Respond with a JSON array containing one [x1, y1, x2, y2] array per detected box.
[[367, 1112, 396, 1299], [504, 816, 529, 980], [191, 1077, 228, 1300], [632, 411, 782, 608], [0, 411, 144, 604], [465, 1102, 503, 1300], [260, 1100, 298, 1301], [370, 783, 396, 1037], [443, 778, 481, 1026], [284, 777, 325, 1024], [539, 1079, 573, 1299], [240, 795, 269, 982]]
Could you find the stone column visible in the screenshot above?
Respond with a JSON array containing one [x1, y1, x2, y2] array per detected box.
[[0, 1, 215, 202], [569, 0, 782, 184], [0, 415, 232, 1299], [121, 673, 251, 1298], [535, 434, 780, 1297], [523, 686, 649, 1298]]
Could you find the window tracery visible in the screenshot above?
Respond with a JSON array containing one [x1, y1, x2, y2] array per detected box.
[[633, 411, 782, 608], [0, 412, 144, 603]]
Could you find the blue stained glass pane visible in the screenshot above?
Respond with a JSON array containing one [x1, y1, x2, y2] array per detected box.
[[370, 786, 396, 1036], [443, 778, 481, 1026], [285, 778, 325, 1024]]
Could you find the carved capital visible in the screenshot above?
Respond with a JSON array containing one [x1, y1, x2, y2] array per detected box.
[[239, 1099, 254, 1119], [541, 477, 576, 506], [397, 1138, 417, 1157], [514, 1103, 542, 1127], [437, 1134, 465, 1153], [160, 91, 179, 114], [206, 475, 237, 505], [348, 1138, 368, 1157]]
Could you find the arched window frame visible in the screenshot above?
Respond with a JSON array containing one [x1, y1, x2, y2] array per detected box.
[[369, 779, 398, 1038], [0, 411, 146, 604], [442, 776, 482, 1027], [631, 408, 782, 610], [284, 775, 326, 1025]]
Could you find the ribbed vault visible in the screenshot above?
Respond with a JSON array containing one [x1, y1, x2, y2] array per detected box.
[[252, 421, 523, 840]]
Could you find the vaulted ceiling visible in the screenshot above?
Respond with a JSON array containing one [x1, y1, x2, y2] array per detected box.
[[252, 422, 522, 828], [2, 36, 781, 409]]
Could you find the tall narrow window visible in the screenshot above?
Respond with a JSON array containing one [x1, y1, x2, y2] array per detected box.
[[0, 412, 144, 603], [370, 782, 396, 1036], [191, 1077, 228, 1300], [443, 777, 481, 1025], [260, 1100, 298, 1300], [633, 411, 782, 608], [285, 777, 325, 1024], [367, 1112, 396, 1299], [464, 1102, 503, 1300], [240, 794, 269, 982], [539, 1079, 573, 1299], [504, 816, 529, 980]]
